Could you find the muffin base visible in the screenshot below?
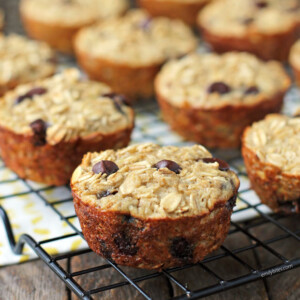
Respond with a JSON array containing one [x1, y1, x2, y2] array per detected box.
[[75, 48, 161, 100], [199, 24, 300, 61], [242, 134, 300, 214], [156, 91, 286, 149], [0, 125, 133, 186], [138, 0, 209, 26], [72, 189, 236, 270], [21, 13, 93, 54], [292, 65, 300, 87]]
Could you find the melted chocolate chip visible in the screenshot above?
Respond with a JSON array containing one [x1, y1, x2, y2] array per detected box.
[[207, 82, 231, 94], [202, 158, 230, 171], [255, 1, 268, 8], [245, 86, 259, 95], [278, 199, 300, 214], [99, 239, 112, 259], [30, 119, 47, 146], [139, 18, 152, 30], [153, 160, 182, 174], [226, 196, 237, 210], [92, 160, 119, 176], [102, 93, 130, 114], [96, 190, 117, 199], [170, 237, 193, 261], [15, 87, 47, 104], [113, 232, 138, 256]]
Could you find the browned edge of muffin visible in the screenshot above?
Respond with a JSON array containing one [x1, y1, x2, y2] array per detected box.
[[291, 64, 300, 87], [74, 46, 162, 100], [198, 23, 300, 61], [138, 0, 209, 26], [71, 185, 238, 270], [242, 127, 300, 214], [155, 87, 289, 149], [0, 119, 134, 186], [20, 9, 95, 54]]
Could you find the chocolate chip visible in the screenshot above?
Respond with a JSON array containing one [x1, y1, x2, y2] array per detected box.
[[30, 119, 47, 146], [226, 196, 237, 210], [96, 190, 117, 199], [170, 237, 193, 262], [99, 239, 112, 259], [203, 158, 230, 171], [122, 215, 136, 224], [207, 82, 231, 94], [113, 232, 138, 256], [92, 160, 119, 176], [278, 199, 300, 214], [102, 93, 130, 115], [255, 1, 268, 8], [15, 87, 47, 104], [243, 18, 254, 25], [153, 160, 182, 174], [245, 86, 259, 95]]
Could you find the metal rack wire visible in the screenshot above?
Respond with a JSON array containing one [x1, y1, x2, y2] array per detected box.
[[1, 156, 299, 300]]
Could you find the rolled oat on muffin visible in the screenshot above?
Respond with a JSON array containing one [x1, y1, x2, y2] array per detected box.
[[289, 40, 300, 86], [242, 114, 300, 214], [71, 143, 240, 269], [0, 69, 134, 186], [74, 9, 197, 100], [197, 0, 300, 61], [138, 0, 211, 26], [20, 0, 129, 53], [155, 52, 291, 148], [0, 34, 56, 96]]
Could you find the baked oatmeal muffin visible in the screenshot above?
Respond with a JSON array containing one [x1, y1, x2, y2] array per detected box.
[[20, 0, 129, 53], [197, 0, 300, 61], [0, 34, 56, 96], [138, 0, 211, 26], [74, 9, 197, 99], [289, 40, 300, 86], [0, 69, 134, 186], [71, 143, 240, 269], [242, 114, 300, 214], [155, 52, 291, 148]]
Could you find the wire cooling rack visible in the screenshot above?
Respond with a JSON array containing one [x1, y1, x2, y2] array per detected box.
[[1, 149, 299, 299], [0, 0, 299, 298]]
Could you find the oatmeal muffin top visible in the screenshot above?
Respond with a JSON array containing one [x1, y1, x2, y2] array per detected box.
[[155, 52, 290, 109], [71, 143, 239, 219], [198, 0, 300, 37], [75, 9, 198, 66], [0, 69, 134, 145], [243, 114, 300, 175], [289, 40, 300, 68], [0, 34, 55, 86], [20, 0, 129, 26]]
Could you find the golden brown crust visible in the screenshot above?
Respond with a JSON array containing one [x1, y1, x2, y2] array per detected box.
[[75, 48, 161, 100], [0, 124, 134, 186], [198, 24, 300, 61], [138, 0, 209, 26], [21, 13, 90, 54], [242, 130, 300, 214], [291, 62, 300, 87], [156, 89, 286, 149], [72, 187, 235, 269]]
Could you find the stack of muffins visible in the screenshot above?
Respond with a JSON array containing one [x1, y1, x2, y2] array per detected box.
[[0, 0, 298, 270]]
